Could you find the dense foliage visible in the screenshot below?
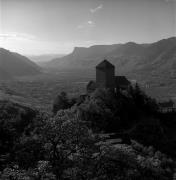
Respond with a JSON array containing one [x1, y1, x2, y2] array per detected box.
[[1, 85, 176, 179]]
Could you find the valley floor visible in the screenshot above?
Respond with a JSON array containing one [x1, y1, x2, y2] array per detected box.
[[0, 70, 176, 112]]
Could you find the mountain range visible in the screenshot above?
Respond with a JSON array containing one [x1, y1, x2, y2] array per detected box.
[[47, 37, 176, 79], [27, 54, 65, 66], [0, 48, 41, 80], [1, 37, 176, 83]]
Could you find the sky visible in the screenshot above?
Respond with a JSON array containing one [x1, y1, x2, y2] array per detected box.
[[0, 0, 176, 55]]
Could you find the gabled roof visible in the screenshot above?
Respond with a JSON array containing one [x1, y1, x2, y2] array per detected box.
[[87, 81, 97, 93], [159, 101, 174, 108], [115, 76, 130, 86], [96, 60, 115, 69], [87, 80, 96, 88]]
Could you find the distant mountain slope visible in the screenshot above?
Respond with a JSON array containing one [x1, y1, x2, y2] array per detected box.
[[0, 67, 13, 80], [0, 48, 41, 78], [47, 37, 176, 77], [27, 54, 66, 66]]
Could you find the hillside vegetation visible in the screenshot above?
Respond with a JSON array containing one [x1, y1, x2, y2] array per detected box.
[[0, 48, 41, 80], [1, 85, 176, 179]]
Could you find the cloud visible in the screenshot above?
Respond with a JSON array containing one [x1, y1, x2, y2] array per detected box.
[[87, 21, 94, 25], [0, 33, 36, 41], [90, 4, 103, 13], [0, 31, 96, 55], [77, 20, 95, 29]]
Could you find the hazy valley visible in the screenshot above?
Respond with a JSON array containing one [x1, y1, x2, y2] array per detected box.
[[2, 0, 176, 178], [1, 37, 176, 111]]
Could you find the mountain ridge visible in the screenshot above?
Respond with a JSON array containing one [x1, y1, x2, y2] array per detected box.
[[0, 48, 41, 80], [45, 37, 176, 82]]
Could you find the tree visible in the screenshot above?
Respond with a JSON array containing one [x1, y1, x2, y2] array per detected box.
[[41, 108, 99, 179], [128, 83, 159, 114], [52, 92, 70, 115]]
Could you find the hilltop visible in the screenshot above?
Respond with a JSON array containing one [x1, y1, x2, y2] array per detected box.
[[0, 48, 41, 80], [47, 37, 176, 78]]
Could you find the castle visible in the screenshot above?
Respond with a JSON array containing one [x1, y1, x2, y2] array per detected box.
[[87, 59, 130, 93]]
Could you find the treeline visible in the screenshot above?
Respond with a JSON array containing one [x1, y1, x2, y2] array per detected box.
[[0, 85, 176, 179]]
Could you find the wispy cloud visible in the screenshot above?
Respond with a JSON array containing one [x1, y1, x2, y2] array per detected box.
[[90, 4, 103, 14], [0, 33, 36, 41], [87, 21, 94, 25], [77, 4, 103, 31], [0, 32, 96, 55], [77, 20, 95, 29]]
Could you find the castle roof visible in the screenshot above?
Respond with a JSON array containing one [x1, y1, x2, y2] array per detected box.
[[96, 60, 115, 69], [115, 76, 130, 86], [87, 80, 96, 89], [159, 101, 174, 108], [87, 80, 97, 93]]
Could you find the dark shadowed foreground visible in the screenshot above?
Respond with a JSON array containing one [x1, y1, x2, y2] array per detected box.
[[1, 85, 176, 179]]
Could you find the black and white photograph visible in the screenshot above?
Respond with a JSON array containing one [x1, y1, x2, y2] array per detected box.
[[0, 0, 176, 179]]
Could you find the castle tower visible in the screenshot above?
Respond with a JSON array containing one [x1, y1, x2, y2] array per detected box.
[[96, 60, 115, 88]]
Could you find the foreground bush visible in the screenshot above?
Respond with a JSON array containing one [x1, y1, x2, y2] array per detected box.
[[1, 84, 176, 180]]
